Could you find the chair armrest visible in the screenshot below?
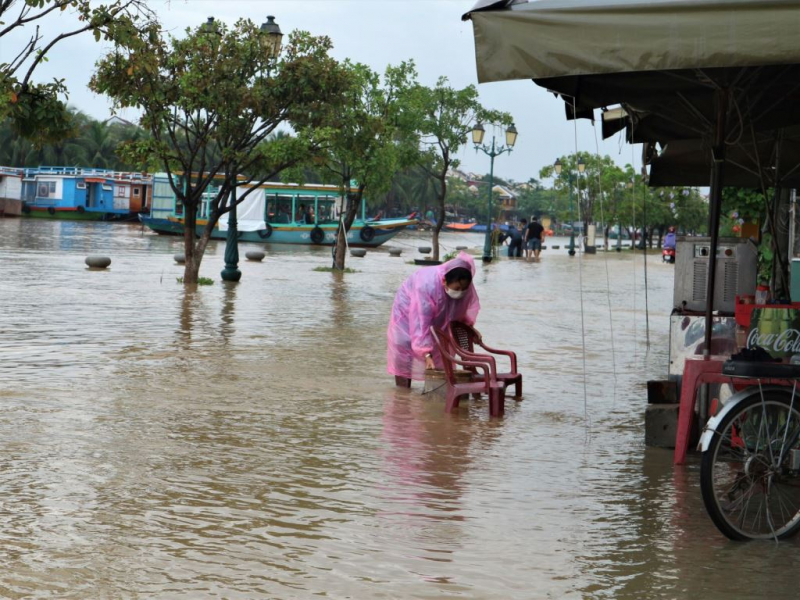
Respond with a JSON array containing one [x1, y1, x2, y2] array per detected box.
[[451, 356, 492, 385], [475, 342, 517, 372], [455, 347, 498, 374]]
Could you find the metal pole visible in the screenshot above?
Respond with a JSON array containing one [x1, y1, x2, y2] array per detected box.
[[482, 135, 496, 262], [568, 172, 576, 256], [221, 179, 242, 282], [703, 90, 729, 356]]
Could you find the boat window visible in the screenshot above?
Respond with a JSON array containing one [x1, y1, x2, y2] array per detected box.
[[316, 195, 338, 224], [266, 194, 293, 224], [294, 196, 312, 224]]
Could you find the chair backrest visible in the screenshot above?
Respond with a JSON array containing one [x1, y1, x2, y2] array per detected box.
[[430, 326, 459, 384], [449, 321, 479, 354]]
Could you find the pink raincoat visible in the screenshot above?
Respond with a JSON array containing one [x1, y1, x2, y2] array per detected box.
[[386, 252, 480, 381]]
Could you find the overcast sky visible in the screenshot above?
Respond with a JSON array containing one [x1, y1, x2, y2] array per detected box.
[[3, 0, 636, 182]]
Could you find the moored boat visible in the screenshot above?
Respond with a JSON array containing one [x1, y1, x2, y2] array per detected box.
[[141, 176, 416, 247], [17, 166, 152, 221]]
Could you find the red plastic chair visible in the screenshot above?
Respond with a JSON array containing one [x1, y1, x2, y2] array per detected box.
[[449, 321, 522, 399], [430, 326, 506, 416]]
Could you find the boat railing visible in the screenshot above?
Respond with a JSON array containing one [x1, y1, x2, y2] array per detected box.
[[22, 166, 152, 182]]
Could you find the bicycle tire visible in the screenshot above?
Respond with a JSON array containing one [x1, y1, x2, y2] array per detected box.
[[701, 390, 800, 541]]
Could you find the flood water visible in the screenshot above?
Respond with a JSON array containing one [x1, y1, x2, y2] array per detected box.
[[1, 218, 798, 599]]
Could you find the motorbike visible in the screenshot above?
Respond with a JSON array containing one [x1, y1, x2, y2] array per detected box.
[[662, 231, 677, 263]]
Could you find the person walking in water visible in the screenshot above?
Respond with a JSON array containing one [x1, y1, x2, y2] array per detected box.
[[386, 252, 480, 387], [506, 219, 524, 258], [523, 216, 545, 261]]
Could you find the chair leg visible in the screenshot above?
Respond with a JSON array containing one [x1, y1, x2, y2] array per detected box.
[[395, 376, 411, 388], [489, 388, 505, 417], [514, 378, 522, 400], [445, 388, 461, 413]]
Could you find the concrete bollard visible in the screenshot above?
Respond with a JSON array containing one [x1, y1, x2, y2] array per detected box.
[[552, 245, 560, 249], [85, 256, 111, 269], [245, 250, 266, 261], [350, 248, 367, 258], [174, 253, 186, 264], [456, 246, 468, 250], [418, 246, 432, 254], [388, 248, 402, 257]]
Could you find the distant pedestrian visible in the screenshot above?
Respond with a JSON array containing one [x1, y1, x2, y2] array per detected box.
[[524, 216, 545, 261], [506, 219, 524, 258]]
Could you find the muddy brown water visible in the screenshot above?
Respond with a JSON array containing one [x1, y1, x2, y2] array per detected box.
[[1, 219, 798, 599]]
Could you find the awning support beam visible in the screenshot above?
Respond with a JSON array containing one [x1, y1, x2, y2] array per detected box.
[[703, 89, 729, 357]]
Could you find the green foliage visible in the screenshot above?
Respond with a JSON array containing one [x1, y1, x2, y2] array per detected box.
[[442, 251, 457, 261], [176, 276, 213, 285], [413, 77, 512, 260], [322, 60, 422, 269], [91, 17, 351, 283], [539, 152, 708, 237], [0, 0, 154, 144], [0, 110, 148, 169], [758, 232, 774, 285], [720, 188, 765, 236]]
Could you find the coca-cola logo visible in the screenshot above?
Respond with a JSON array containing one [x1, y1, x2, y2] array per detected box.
[[747, 327, 800, 354]]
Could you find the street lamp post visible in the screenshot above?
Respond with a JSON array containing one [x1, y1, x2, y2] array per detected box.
[[554, 156, 585, 257], [472, 123, 518, 262], [221, 15, 283, 282]]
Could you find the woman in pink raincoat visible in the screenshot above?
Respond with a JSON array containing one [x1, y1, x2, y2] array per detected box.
[[387, 252, 480, 386]]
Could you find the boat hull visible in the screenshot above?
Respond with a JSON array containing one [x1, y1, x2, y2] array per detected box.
[[140, 216, 413, 247], [22, 207, 107, 220]]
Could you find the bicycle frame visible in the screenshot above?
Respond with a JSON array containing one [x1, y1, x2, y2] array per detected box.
[[698, 384, 798, 453]]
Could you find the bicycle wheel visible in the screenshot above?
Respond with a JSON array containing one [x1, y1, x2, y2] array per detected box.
[[701, 390, 800, 541]]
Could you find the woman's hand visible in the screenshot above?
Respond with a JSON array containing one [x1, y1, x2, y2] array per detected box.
[[425, 354, 435, 370]]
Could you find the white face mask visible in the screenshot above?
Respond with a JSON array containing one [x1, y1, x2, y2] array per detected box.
[[445, 287, 466, 300]]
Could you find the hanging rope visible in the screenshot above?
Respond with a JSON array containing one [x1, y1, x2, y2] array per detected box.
[[572, 97, 591, 430], [631, 142, 638, 361], [640, 173, 651, 350], [592, 123, 619, 404]]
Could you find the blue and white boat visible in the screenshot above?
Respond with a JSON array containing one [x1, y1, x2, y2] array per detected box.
[[140, 175, 416, 247], [18, 166, 151, 220]]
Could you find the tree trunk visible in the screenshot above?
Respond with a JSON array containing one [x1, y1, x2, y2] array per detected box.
[[604, 224, 610, 250], [333, 190, 362, 271], [181, 194, 218, 284], [183, 202, 200, 284], [657, 228, 663, 249], [431, 176, 447, 262]]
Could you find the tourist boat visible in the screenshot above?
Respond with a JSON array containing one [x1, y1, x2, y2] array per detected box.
[[17, 166, 152, 220], [140, 175, 417, 247]]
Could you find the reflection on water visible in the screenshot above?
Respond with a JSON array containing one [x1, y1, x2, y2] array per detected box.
[[0, 219, 798, 598]]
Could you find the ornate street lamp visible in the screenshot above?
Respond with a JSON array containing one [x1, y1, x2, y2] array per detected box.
[[221, 15, 283, 283], [472, 122, 518, 262], [259, 15, 283, 60]]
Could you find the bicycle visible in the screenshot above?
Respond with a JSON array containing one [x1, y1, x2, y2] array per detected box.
[[700, 362, 800, 541]]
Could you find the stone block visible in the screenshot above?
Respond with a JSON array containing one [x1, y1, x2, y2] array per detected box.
[[645, 403, 679, 448], [647, 380, 677, 404]]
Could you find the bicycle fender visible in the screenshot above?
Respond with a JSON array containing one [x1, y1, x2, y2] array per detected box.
[[698, 385, 795, 453]]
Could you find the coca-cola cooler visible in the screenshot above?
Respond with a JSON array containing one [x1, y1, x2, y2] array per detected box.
[[673, 236, 757, 314]]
